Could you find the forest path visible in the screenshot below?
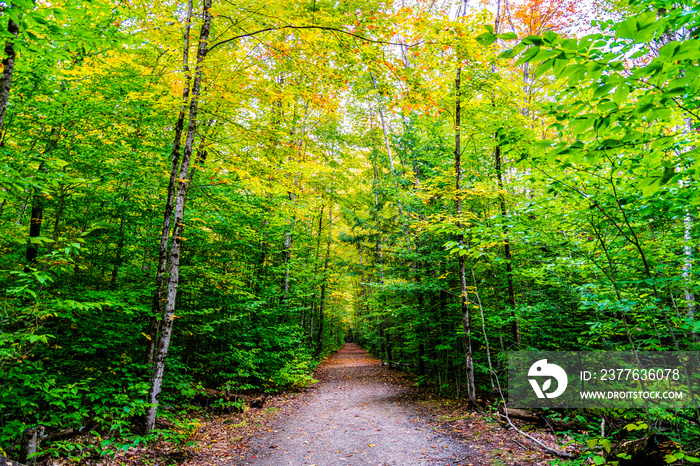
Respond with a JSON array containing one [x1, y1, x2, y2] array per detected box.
[[241, 343, 476, 465]]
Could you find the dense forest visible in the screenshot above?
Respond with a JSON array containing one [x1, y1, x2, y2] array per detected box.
[[1, 0, 699, 462]]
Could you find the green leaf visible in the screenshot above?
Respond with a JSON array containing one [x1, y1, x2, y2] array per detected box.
[[516, 46, 541, 65], [593, 83, 615, 99], [635, 24, 661, 43], [674, 40, 700, 60], [552, 58, 568, 78], [561, 38, 578, 51], [640, 177, 662, 197], [637, 11, 657, 29], [476, 32, 497, 46], [497, 32, 517, 40], [542, 30, 559, 45], [613, 84, 630, 105], [616, 18, 637, 39], [535, 58, 554, 77], [522, 35, 543, 46]]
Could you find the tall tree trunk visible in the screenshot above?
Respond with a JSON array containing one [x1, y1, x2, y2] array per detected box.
[[46, 183, 67, 257], [144, 0, 212, 433], [315, 202, 333, 357], [308, 302, 314, 347], [489, 0, 520, 347], [0, 16, 19, 137], [680, 117, 696, 332], [25, 130, 58, 269], [282, 199, 294, 298], [367, 107, 391, 364], [454, 67, 477, 404], [358, 244, 367, 298], [147, 0, 195, 367], [25, 191, 43, 268], [495, 143, 521, 345], [110, 210, 126, 288], [282, 104, 308, 299], [471, 267, 495, 390], [308, 203, 325, 346], [416, 260, 426, 377]]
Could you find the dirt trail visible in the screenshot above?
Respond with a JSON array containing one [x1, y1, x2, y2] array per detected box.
[[243, 344, 475, 465]]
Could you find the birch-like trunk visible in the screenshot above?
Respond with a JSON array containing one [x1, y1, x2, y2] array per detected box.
[[144, 0, 212, 433], [147, 0, 195, 367], [681, 118, 696, 326]]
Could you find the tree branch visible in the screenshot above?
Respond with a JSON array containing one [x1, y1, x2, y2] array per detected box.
[[207, 24, 415, 53]]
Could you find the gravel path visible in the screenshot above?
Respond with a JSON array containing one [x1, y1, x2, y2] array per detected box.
[[244, 344, 474, 465]]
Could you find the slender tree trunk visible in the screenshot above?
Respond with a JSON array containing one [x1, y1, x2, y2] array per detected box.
[[110, 211, 126, 288], [308, 302, 314, 347], [45, 184, 67, 257], [471, 267, 495, 390], [0, 16, 19, 137], [358, 244, 367, 298], [308, 203, 325, 345], [680, 118, 696, 331], [416, 261, 426, 377], [282, 104, 309, 299], [369, 73, 398, 186], [367, 107, 389, 361], [24, 131, 56, 269], [454, 67, 477, 404], [489, 0, 520, 347], [282, 206, 294, 297], [495, 143, 521, 345], [316, 202, 333, 357], [144, 0, 212, 433], [282, 173, 300, 301], [147, 0, 194, 367], [25, 193, 43, 268]]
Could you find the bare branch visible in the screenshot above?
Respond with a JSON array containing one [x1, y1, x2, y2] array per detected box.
[[207, 24, 415, 53]]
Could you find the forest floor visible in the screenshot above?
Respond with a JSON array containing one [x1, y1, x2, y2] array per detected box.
[[179, 344, 570, 466], [63, 344, 575, 466]]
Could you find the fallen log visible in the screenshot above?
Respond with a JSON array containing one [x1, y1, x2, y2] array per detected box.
[[500, 408, 540, 423], [192, 388, 243, 413], [606, 434, 678, 466], [0, 455, 25, 466], [497, 407, 588, 431]]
